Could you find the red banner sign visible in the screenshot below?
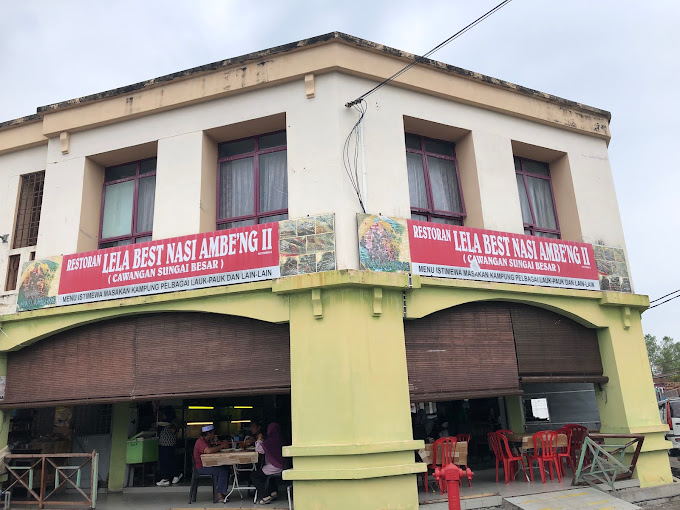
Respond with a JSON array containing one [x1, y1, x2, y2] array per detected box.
[[57, 224, 279, 306], [408, 220, 599, 291]]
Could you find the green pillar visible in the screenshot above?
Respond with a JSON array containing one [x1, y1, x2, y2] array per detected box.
[[278, 273, 424, 510], [595, 307, 672, 487], [505, 396, 525, 433], [108, 402, 129, 492]]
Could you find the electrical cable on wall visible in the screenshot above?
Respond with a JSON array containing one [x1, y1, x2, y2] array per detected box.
[[342, 99, 368, 213], [341, 0, 514, 211]]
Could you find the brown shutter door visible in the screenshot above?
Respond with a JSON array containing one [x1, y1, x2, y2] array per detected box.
[[404, 302, 521, 402], [3, 313, 290, 408], [509, 304, 605, 382]]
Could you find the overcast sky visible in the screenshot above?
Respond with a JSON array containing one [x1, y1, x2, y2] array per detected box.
[[1, 1, 677, 340]]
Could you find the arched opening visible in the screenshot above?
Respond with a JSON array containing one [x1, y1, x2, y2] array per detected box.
[[405, 301, 604, 457], [3, 312, 291, 406]]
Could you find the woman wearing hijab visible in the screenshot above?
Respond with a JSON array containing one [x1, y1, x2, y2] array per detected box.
[[252, 422, 285, 504]]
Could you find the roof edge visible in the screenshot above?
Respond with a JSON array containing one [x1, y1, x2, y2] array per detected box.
[[2, 31, 611, 126]]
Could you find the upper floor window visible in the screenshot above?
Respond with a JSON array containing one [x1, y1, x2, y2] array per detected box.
[[515, 156, 560, 239], [99, 158, 157, 249], [13, 170, 45, 248], [217, 131, 288, 229], [405, 133, 465, 225]]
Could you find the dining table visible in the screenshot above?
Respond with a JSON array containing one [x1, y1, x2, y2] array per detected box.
[[506, 432, 568, 452], [201, 448, 259, 500], [418, 440, 468, 467]]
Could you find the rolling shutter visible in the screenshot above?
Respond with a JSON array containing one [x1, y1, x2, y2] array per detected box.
[[509, 304, 606, 383], [404, 302, 522, 402], [2, 312, 290, 408]]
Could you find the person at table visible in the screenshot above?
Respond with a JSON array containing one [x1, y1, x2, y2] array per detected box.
[[243, 419, 263, 448], [251, 422, 285, 505], [193, 425, 231, 503]]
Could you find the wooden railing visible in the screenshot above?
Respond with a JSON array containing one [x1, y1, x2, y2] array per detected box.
[[3, 451, 99, 509]]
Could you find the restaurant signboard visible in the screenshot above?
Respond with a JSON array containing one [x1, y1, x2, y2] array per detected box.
[[408, 220, 599, 291], [358, 215, 600, 291], [16, 224, 279, 311], [17, 213, 338, 312], [58, 224, 279, 306]]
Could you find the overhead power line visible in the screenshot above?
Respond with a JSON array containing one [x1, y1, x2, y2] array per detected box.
[[649, 293, 680, 310], [650, 289, 680, 304], [345, 0, 514, 108]]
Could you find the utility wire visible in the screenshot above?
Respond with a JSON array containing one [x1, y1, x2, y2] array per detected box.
[[345, 0, 514, 108], [650, 289, 680, 304], [649, 293, 680, 309], [342, 99, 367, 212]]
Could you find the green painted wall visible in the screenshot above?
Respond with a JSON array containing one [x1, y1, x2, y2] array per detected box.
[[0, 270, 673, 507]]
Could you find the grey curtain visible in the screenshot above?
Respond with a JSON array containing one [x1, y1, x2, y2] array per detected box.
[[427, 156, 462, 213], [220, 157, 254, 219], [407, 153, 428, 209], [136, 176, 156, 233], [259, 151, 287, 213]]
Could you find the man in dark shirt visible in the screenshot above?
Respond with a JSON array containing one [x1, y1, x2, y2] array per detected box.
[[193, 425, 230, 502]]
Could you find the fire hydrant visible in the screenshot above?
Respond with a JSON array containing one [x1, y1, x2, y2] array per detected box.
[[434, 463, 474, 510]]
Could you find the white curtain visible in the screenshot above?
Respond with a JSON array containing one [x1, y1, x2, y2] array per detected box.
[[136, 176, 156, 233], [427, 156, 462, 213], [525, 176, 557, 230], [407, 153, 428, 210], [259, 151, 288, 213], [516, 174, 533, 225], [101, 180, 134, 239], [220, 158, 254, 219]]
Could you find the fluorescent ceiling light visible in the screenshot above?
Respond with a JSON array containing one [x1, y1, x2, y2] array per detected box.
[[230, 420, 251, 424], [233, 406, 253, 409], [188, 406, 214, 410], [187, 422, 213, 426]]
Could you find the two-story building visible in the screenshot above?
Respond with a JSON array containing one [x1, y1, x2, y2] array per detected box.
[[0, 32, 671, 509]]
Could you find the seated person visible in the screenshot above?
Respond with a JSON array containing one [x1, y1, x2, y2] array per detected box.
[[243, 419, 263, 448], [251, 423, 285, 504], [193, 424, 231, 503]]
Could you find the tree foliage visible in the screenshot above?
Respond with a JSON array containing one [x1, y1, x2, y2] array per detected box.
[[645, 334, 680, 377]]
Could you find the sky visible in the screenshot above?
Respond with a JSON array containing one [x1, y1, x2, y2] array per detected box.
[[1, 1, 678, 340]]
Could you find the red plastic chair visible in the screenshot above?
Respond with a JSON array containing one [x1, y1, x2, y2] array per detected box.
[[526, 431, 562, 483], [488, 432, 505, 483], [455, 433, 470, 443], [564, 425, 588, 469], [556, 427, 574, 476], [432, 437, 458, 492], [497, 432, 528, 484]]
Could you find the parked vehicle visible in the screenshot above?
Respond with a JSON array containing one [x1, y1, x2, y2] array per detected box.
[[658, 398, 680, 454]]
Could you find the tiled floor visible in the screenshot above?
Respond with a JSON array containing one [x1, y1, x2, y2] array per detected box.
[[418, 466, 575, 503], [95, 485, 289, 509], [505, 487, 640, 510]]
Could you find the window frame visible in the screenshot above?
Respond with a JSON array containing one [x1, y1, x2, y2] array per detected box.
[[13, 170, 45, 249], [216, 131, 288, 229], [515, 156, 561, 238], [98, 157, 157, 249], [405, 133, 466, 225]]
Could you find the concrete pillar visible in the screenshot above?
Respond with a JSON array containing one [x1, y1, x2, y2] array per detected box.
[[595, 307, 672, 487], [108, 402, 129, 492], [154, 131, 217, 240], [36, 156, 88, 258], [468, 131, 524, 235], [279, 273, 423, 510], [505, 396, 525, 433]]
